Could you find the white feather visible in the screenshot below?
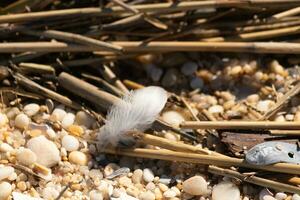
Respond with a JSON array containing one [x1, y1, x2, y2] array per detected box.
[[98, 86, 168, 147]]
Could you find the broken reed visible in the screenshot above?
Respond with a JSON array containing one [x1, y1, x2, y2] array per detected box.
[[181, 121, 300, 130], [4, 41, 300, 54], [103, 148, 300, 175]]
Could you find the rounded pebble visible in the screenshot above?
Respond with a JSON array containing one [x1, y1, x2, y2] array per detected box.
[[132, 169, 143, 184], [292, 194, 300, 200], [16, 148, 37, 166], [0, 166, 14, 181], [208, 105, 224, 114], [61, 135, 79, 151], [61, 113, 75, 129], [163, 189, 176, 198], [139, 191, 155, 200], [0, 113, 8, 127], [51, 108, 66, 122], [75, 111, 94, 128], [182, 175, 208, 196], [27, 135, 60, 167], [256, 100, 275, 112], [212, 181, 240, 200], [23, 103, 40, 116], [90, 190, 103, 200], [190, 77, 204, 90], [143, 168, 154, 183], [275, 192, 287, 200], [181, 61, 198, 76], [0, 143, 13, 152], [69, 151, 88, 165], [162, 111, 185, 127], [15, 113, 30, 129], [0, 182, 12, 200]]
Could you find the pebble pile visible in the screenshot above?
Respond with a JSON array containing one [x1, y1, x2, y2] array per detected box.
[[0, 57, 299, 200]]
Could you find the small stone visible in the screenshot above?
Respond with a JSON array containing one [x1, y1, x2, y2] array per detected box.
[[285, 114, 294, 121], [146, 64, 163, 82], [182, 175, 208, 196], [181, 61, 198, 76], [146, 182, 156, 191], [259, 189, 273, 200], [104, 163, 120, 177], [61, 113, 75, 129], [292, 194, 300, 200], [12, 192, 42, 200], [294, 112, 300, 122], [163, 189, 176, 198], [164, 132, 178, 141], [263, 195, 276, 200], [27, 135, 60, 167], [0, 182, 12, 200], [23, 103, 40, 116], [89, 190, 103, 200], [69, 151, 88, 165], [143, 168, 154, 183], [158, 183, 168, 192], [6, 107, 20, 119], [126, 186, 140, 197], [256, 100, 275, 112], [15, 113, 30, 129], [68, 125, 84, 137], [0, 113, 8, 127], [246, 94, 259, 103], [16, 181, 27, 191], [162, 111, 185, 127], [0, 143, 13, 152], [16, 148, 37, 166], [269, 60, 287, 77], [162, 68, 179, 87], [119, 176, 132, 187], [0, 166, 14, 181], [61, 135, 79, 151], [208, 105, 224, 114], [132, 169, 143, 184], [154, 188, 163, 200], [171, 186, 180, 196], [75, 111, 94, 128], [51, 108, 66, 122], [275, 192, 287, 200], [190, 77, 204, 90], [139, 191, 155, 200], [212, 181, 240, 200], [274, 115, 285, 122], [42, 187, 59, 199]]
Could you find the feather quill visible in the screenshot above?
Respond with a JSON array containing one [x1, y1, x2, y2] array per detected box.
[[98, 86, 168, 147]]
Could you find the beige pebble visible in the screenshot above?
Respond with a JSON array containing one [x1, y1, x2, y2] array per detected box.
[[68, 151, 88, 165], [164, 132, 178, 141], [154, 187, 163, 200], [16, 148, 37, 166], [15, 113, 30, 129], [119, 176, 132, 187], [146, 182, 156, 191], [139, 191, 155, 200], [0, 143, 13, 152], [132, 169, 143, 184], [212, 181, 240, 200], [143, 168, 154, 183], [51, 108, 66, 122], [162, 111, 185, 127], [23, 103, 40, 116], [27, 136, 60, 167], [104, 163, 120, 177], [208, 105, 224, 114], [61, 113, 75, 129], [75, 111, 95, 129], [182, 175, 208, 196], [0, 113, 8, 127], [163, 189, 177, 198], [247, 94, 260, 103], [0, 181, 12, 200], [0, 166, 14, 181], [256, 100, 275, 112], [158, 183, 169, 192], [126, 186, 140, 197], [16, 181, 27, 191], [294, 112, 300, 122], [68, 125, 84, 137]]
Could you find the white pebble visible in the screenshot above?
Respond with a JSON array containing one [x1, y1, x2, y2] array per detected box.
[[263, 195, 276, 200], [292, 194, 300, 200], [212, 181, 240, 200], [0, 143, 13, 152], [27, 135, 60, 167], [259, 188, 273, 200], [61, 113, 75, 129], [275, 192, 287, 200], [139, 191, 155, 200], [89, 190, 103, 200], [75, 111, 95, 128], [143, 168, 154, 183], [163, 189, 176, 198], [0, 182, 12, 200], [61, 135, 79, 151], [42, 187, 59, 199], [16, 148, 37, 166], [23, 103, 40, 116], [12, 192, 42, 200], [0, 113, 8, 127], [181, 61, 198, 76], [208, 105, 224, 114], [162, 111, 185, 127], [0, 166, 14, 181], [256, 100, 275, 112], [182, 175, 208, 196], [15, 113, 30, 129], [51, 108, 67, 122]]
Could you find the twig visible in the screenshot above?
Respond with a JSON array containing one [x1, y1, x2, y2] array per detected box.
[[0, 1, 298, 23], [103, 147, 300, 175], [101, 64, 129, 93], [208, 166, 300, 194], [269, 130, 300, 136], [272, 7, 300, 19], [19, 62, 55, 74], [22, 29, 123, 53], [123, 79, 144, 89], [13, 73, 82, 110], [180, 121, 300, 130], [260, 81, 300, 120], [58, 72, 120, 111]]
